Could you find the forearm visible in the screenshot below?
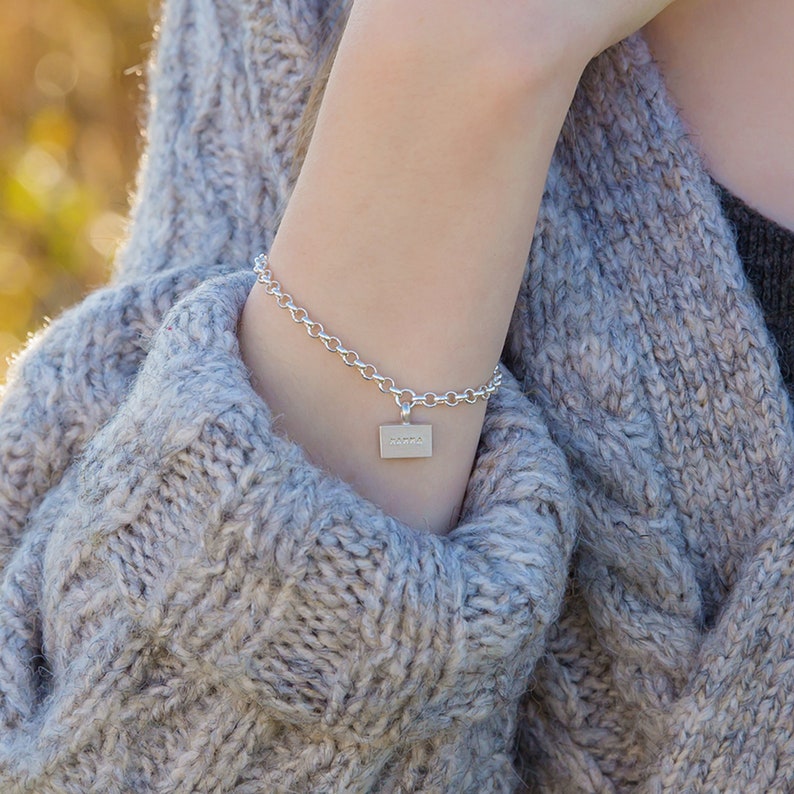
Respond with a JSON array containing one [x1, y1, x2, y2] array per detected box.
[[238, 3, 582, 533]]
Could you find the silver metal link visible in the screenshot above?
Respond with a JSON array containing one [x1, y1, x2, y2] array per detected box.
[[253, 253, 502, 409]]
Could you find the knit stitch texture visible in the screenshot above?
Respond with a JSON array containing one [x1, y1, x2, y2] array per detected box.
[[2, 1, 794, 792]]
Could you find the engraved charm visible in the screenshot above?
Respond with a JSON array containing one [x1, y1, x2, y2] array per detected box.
[[380, 423, 432, 458], [379, 402, 432, 459]]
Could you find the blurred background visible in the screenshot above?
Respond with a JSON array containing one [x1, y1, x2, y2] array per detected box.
[[0, 0, 156, 381]]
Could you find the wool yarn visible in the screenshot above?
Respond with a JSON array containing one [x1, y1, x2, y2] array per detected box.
[[2, 0, 794, 791]]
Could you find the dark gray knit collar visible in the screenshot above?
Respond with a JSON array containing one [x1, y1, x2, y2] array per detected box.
[[715, 179, 794, 389]]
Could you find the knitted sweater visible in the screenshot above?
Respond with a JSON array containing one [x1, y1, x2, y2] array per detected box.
[[2, 0, 794, 791]]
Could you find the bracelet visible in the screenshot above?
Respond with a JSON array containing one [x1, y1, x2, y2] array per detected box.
[[252, 253, 502, 459]]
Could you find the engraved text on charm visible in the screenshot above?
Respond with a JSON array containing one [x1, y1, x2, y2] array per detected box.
[[379, 401, 432, 459], [379, 423, 432, 458]]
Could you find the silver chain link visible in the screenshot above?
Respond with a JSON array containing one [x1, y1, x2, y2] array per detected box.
[[253, 253, 502, 410]]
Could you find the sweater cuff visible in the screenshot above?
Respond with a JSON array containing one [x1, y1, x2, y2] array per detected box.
[[81, 271, 575, 744]]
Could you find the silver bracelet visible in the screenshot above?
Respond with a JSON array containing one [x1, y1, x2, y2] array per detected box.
[[252, 253, 502, 459]]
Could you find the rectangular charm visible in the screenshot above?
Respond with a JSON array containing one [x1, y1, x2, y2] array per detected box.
[[379, 423, 432, 459]]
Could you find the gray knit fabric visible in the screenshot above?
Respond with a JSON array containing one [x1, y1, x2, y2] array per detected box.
[[2, 1, 794, 792]]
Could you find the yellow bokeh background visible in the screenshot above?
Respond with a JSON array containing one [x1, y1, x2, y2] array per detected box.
[[0, 0, 154, 381]]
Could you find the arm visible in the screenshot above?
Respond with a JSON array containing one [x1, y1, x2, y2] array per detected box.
[[238, 0, 677, 534]]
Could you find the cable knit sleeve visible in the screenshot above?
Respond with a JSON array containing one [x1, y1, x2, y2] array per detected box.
[[0, 266, 575, 791], [54, 271, 574, 748]]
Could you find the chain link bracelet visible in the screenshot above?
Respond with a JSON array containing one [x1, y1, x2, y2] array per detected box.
[[253, 253, 502, 459]]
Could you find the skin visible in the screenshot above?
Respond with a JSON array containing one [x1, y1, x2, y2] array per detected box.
[[644, 0, 794, 231], [239, 0, 791, 533]]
